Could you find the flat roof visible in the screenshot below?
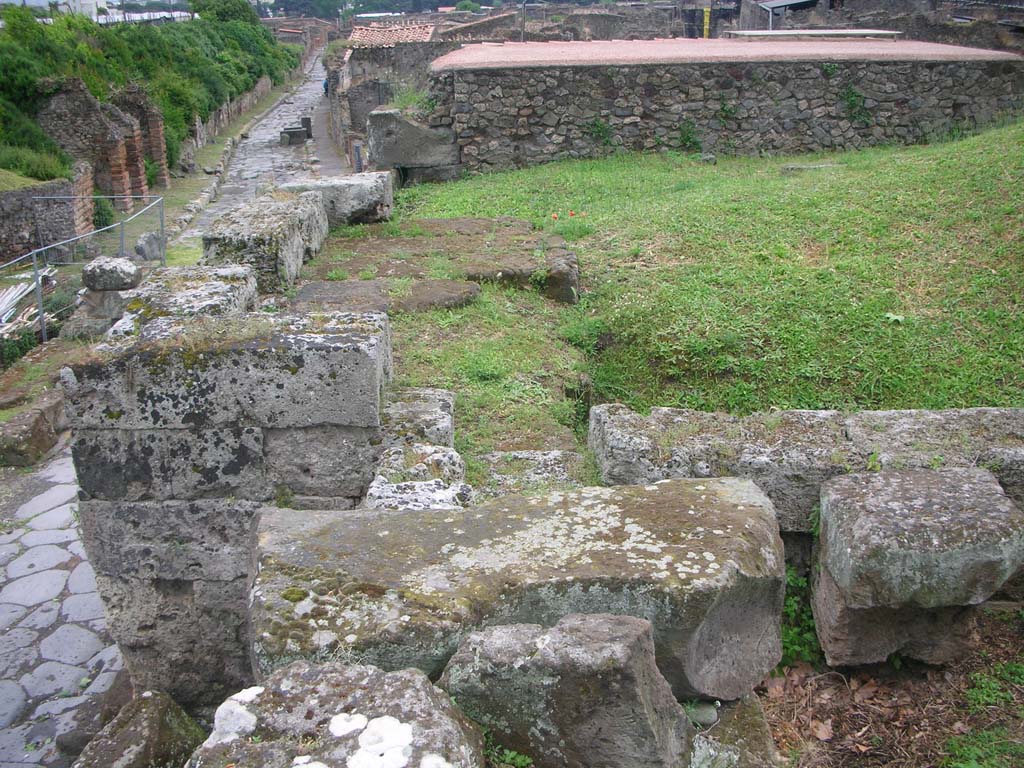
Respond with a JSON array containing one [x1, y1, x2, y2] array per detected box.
[[431, 37, 1022, 72]]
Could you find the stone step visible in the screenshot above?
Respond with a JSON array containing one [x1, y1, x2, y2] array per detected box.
[[293, 277, 481, 315], [252, 477, 786, 701]]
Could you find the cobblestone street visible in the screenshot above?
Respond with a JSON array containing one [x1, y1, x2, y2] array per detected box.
[[179, 54, 348, 245], [0, 452, 123, 768]]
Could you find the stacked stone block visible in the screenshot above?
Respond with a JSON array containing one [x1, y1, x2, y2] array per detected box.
[[202, 191, 329, 292], [61, 311, 393, 706], [812, 468, 1024, 666], [59, 257, 142, 340]]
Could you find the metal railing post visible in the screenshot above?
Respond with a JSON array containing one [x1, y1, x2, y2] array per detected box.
[[31, 250, 48, 343], [119, 218, 126, 258], [160, 197, 166, 266]]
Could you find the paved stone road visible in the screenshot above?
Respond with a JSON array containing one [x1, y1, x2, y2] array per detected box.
[[179, 55, 349, 245], [0, 452, 123, 768]]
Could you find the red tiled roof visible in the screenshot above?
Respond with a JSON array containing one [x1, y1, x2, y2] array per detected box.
[[349, 24, 437, 46]]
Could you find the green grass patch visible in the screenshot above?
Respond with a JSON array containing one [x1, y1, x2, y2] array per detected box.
[[943, 727, 1024, 768], [398, 121, 1024, 415], [0, 166, 44, 192], [164, 243, 202, 267]]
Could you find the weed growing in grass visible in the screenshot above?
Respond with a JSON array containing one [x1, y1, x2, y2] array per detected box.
[[357, 268, 376, 280], [965, 671, 1014, 712], [326, 268, 349, 281], [943, 727, 1024, 768]]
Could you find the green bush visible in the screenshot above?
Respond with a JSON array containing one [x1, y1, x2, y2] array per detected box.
[[0, 144, 69, 181], [779, 566, 822, 668], [92, 195, 116, 229], [1, 329, 38, 369]]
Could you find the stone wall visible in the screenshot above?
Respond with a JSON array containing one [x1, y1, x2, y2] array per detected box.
[[0, 162, 94, 260], [431, 57, 1024, 172]]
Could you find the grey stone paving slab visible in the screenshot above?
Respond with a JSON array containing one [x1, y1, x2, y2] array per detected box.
[[6, 546, 73, 580], [25, 505, 74, 532], [19, 661, 86, 699], [65, 563, 94, 595], [0, 643, 38, 678], [18, 602, 59, 630], [0, 681, 26, 728], [0, 544, 20, 567], [66, 541, 84, 559], [0, 627, 37, 657], [86, 644, 121, 673], [31, 697, 88, 719], [0, 570, 68, 606], [82, 670, 117, 697], [39, 458, 75, 486], [0, 531, 21, 545], [40, 625, 104, 667], [60, 592, 103, 623], [0, 603, 27, 630], [14, 486, 78, 520], [19, 530, 77, 547], [0, 724, 34, 763]]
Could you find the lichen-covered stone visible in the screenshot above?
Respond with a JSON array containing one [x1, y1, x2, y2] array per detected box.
[[202, 193, 327, 292], [253, 478, 785, 700], [440, 614, 693, 768], [0, 390, 66, 467], [819, 469, 1024, 610], [61, 312, 391, 430], [73, 690, 205, 768], [588, 404, 1024, 533], [82, 256, 141, 292], [72, 426, 269, 501], [384, 388, 456, 448], [365, 443, 472, 511], [691, 695, 780, 768], [119, 265, 258, 327], [478, 450, 585, 499], [279, 172, 394, 226], [187, 661, 484, 768]]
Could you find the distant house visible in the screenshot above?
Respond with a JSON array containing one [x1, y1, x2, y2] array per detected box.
[[348, 23, 438, 45]]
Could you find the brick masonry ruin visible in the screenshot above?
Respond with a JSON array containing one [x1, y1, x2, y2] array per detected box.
[[0, 161, 93, 261]]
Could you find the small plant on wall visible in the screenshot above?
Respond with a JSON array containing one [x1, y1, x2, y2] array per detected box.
[[822, 62, 840, 79], [678, 120, 701, 152], [841, 85, 872, 126], [585, 118, 614, 147]]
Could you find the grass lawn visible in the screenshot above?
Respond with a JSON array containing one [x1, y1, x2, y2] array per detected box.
[[397, 121, 1024, 420]]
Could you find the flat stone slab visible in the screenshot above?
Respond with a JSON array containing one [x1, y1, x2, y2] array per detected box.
[[294, 278, 482, 315], [589, 404, 1024, 533], [61, 312, 391, 430], [279, 172, 394, 226], [253, 478, 785, 700], [478, 450, 586, 499], [819, 469, 1024, 610], [316, 217, 580, 304], [119, 265, 258, 327]]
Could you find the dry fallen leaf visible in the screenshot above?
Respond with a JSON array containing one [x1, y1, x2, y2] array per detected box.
[[811, 718, 834, 742]]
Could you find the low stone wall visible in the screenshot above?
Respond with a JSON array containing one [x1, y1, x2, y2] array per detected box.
[[429, 56, 1024, 171], [0, 161, 93, 260]]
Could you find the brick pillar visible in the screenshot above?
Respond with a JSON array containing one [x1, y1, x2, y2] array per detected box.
[[72, 161, 94, 235], [124, 127, 149, 200], [144, 107, 171, 188], [107, 140, 134, 214]]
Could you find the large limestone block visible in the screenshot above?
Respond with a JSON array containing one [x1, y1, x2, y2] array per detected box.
[[72, 426, 269, 501], [439, 614, 693, 768], [812, 468, 1024, 667], [384, 388, 456, 448], [843, 408, 1024, 506], [819, 469, 1024, 609], [120, 265, 258, 324], [82, 256, 142, 292], [202, 194, 323, 292], [294, 189, 329, 261], [588, 404, 856, 533], [368, 109, 460, 169], [253, 478, 785, 700], [280, 172, 394, 226], [74, 690, 205, 768], [97, 572, 254, 706], [61, 312, 391, 430], [187, 661, 484, 768]]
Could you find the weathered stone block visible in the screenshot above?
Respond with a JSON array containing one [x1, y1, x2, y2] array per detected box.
[[74, 690, 205, 768], [0, 390, 66, 467], [440, 614, 693, 768], [78, 289, 128, 321], [844, 408, 1024, 506], [120, 265, 258, 326], [202, 194, 325, 292], [368, 108, 460, 169], [279, 172, 394, 226], [812, 468, 1024, 666], [79, 499, 260, 582], [820, 469, 1024, 609], [82, 256, 141, 292], [187, 661, 484, 768], [384, 388, 456, 448], [691, 694, 781, 768], [253, 478, 785, 701], [95, 572, 253, 707], [294, 189, 329, 261], [73, 427, 269, 501], [264, 425, 381, 499], [61, 312, 391, 430]]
